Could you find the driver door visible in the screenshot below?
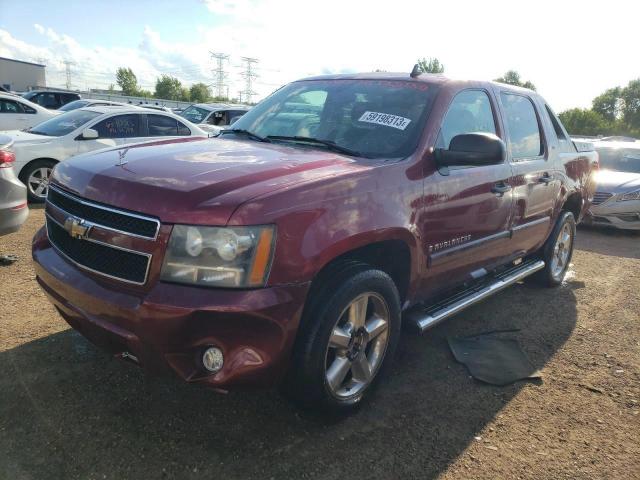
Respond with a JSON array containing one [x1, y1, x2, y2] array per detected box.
[[76, 114, 140, 155]]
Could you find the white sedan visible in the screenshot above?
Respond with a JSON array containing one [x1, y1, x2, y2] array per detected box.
[[3, 106, 206, 202], [0, 92, 58, 131]]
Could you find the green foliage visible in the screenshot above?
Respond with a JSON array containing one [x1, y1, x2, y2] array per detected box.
[[189, 83, 212, 103], [494, 70, 536, 91], [621, 79, 640, 131], [592, 87, 621, 122], [558, 109, 611, 136], [115, 67, 139, 96], [154, 75, 183, 100], [417, 57, 444, 74]]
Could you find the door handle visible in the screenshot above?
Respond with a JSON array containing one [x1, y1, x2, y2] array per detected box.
[[539, 173, 553, 184], [491, 181, 512, 195]]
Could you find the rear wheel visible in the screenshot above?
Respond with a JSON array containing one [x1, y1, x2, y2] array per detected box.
[[533, 211, 576, 287], [284, 262, 401, 412], [20, 159, 56, 203]]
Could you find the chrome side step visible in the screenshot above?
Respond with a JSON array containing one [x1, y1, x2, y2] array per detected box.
[[407, 259, 545, 333]]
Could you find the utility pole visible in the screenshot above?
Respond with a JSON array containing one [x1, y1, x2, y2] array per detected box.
[[210, 52, 229, 99], [63, 60, 76, 90], [239, 57, 258, 104]]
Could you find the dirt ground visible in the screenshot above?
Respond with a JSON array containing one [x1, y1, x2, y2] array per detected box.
[[1, 208, 639, 480]]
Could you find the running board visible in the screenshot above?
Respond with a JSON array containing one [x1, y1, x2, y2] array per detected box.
[[407, 259, 545, 333]]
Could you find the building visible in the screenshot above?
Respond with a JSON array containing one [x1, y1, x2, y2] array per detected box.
[[0, 57, 46, 92]]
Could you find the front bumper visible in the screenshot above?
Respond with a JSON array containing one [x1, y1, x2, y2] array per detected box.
[[32, 226, 310, 389], [585, 200, 640, 230]]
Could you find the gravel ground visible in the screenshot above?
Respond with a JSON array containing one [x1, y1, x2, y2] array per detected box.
[[1, 208, 639, 480]]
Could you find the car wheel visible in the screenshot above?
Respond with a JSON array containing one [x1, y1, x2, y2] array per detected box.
[[533, 211, 576, 287], [20, 159, 56, 203], [284, 262, 401, 412]]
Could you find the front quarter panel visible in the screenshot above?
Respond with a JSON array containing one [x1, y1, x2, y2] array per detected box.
[[229, 157, 423, 297]]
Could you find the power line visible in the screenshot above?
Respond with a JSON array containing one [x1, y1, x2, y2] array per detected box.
[[239, 57, 259, 104], [209, 52, 229, 98], [63, 60, 76, 90]]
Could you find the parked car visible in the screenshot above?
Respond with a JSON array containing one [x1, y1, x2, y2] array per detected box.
[[32, 71, 597, 411], [0, 92, 58, 131], [58, 99, 129, 112], [179, 103, 250, 136], [21, 90, 81, 110], [6, 106, 206, 202], [585, 140, 640, 230], [0, 135, 28, 236]]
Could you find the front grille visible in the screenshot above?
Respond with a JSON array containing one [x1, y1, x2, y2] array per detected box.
[[592, 191, 613, 206], [617, 213, 640, 222], [47, 217, 150, 284], [47, 186, 159, 239]]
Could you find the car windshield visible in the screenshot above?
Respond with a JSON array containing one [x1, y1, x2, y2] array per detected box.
[[180, 106, 210, 124], [597, 147, 640, 173], [58, 100, 91, 112], [28, 109, 101, 136], [226, 79, 439, 158]]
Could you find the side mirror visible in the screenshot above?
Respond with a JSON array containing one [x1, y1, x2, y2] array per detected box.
[[434, 133, 506, 168], [80, 128, 98, 140]]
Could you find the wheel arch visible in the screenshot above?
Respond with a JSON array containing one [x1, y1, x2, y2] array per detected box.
[[17, 157, 59, 180]]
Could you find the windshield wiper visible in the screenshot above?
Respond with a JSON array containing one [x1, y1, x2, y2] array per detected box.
[[265, 136, 365, 157], [25, 129, 51, 136], [220, 128, 270, 142]]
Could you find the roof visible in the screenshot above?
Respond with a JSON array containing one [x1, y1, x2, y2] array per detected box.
[[193, 103, 251, 111], [0, 56, 46, 68], [81, 105, 144, 114]]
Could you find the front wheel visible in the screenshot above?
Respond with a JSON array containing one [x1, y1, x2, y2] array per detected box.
[[20, 159, 56, 203], [533, 211, 576, 287], [284, 263, 401, 412]]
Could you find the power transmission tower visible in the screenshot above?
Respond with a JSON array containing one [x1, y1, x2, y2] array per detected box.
[[239, 57, 259, 104], [63, 60, 76, 90], [210, 52, 229, 99]]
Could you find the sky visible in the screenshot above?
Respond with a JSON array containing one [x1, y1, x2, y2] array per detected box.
[[0, 0, 638, 110]]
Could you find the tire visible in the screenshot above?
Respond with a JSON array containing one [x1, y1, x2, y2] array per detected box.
[[19, 159, 56, 203], [532, 211, 576, 287], [283, 262, 401, 412]]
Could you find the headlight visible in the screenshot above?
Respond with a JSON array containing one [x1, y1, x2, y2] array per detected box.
[[160, 225, 276, 288], [617, 190, 640, 202]]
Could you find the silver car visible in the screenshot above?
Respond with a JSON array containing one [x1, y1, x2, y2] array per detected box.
[[0, 135, 28, 236], [587, 140, 640, 230]]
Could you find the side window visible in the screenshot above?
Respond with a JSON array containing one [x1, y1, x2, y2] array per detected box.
[[93, 114, 140, 138], [545, 105, 567, 141], [39, 93, 58, 109], [147, 114, 178, 136], [0, 99, 22, 113], [176, 120, 191, 136], [18, 101, 36, 114], [438, 90, 496, 148], [501, 93, 543, 158]]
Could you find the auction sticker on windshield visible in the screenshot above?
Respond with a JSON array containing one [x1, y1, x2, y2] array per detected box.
[[358, 111, 411, 130]]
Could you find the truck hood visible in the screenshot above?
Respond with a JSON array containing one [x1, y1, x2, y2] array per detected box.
[[51, 137, 366, 225], [594, 169, 640, 194]]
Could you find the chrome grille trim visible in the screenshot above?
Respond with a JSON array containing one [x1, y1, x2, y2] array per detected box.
[[47, 184, 160, 240], [592, 191, 613, 206], [45, 212, 152, 286]]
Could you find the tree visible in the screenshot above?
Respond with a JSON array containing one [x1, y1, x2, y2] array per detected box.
[[116, 67, 139, 96], [621, 79, 640, 132], [417, 57, 444, 74], [494, 70, 536, 91], [592, 87, 622, 122], [154, 75, 183, 100], [189, 83, 211, 103], [558, 108, 610, 136]]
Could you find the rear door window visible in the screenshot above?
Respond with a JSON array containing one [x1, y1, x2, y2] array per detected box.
[[94, 114, 141, 138], [0, 99, 22, 113], [500, 93, 543, 159], [147, 114, 179, 136]]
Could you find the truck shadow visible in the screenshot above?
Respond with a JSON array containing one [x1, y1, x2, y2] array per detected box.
[[0, 281, 578, 480]]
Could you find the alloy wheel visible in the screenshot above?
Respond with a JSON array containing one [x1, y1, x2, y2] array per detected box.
[[27, 167, 52, 199]]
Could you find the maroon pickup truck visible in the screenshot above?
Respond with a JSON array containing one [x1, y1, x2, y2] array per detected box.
[[33, 72, 597, 411]]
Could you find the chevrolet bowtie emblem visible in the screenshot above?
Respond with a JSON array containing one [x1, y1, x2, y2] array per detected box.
[[63, 216, 92, 240]]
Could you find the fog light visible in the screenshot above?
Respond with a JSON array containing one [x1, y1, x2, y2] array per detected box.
[[202, 347, 224, 373]]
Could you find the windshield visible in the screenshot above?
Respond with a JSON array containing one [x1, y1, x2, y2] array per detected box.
[[58, 100, 91, 112], [597, 147, 640, 173], [28, 109, 101, 136], [228, 79, 438, 158], [180, 106, 210, 124]]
